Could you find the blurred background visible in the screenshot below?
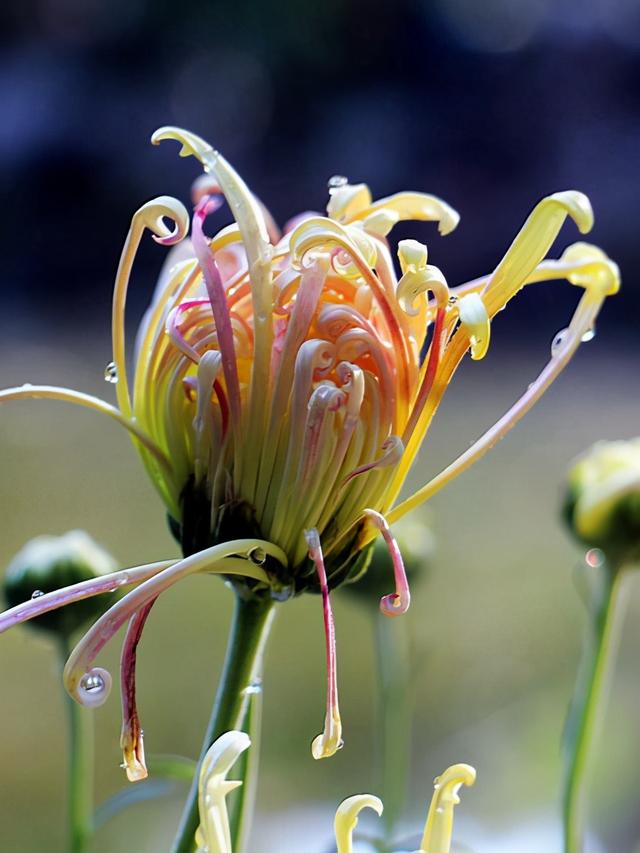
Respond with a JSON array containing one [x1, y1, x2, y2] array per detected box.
[[1, 0, 639, 850]]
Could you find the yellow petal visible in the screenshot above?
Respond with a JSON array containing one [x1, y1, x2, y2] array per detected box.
[[334, 794, 383, 853], [419, 763, 476, 853], [458, 293, 491, 360]]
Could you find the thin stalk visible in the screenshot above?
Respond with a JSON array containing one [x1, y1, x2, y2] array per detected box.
[[229, 672, 264, 852], [171, 591, 275, 853], [563, 563, 627, 853], [374, 612, 412, 841], [59, 637, 94, 853]]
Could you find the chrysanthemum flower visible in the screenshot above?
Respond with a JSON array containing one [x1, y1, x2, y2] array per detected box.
[[0, 127, 619, 776], [195, 729, 475, 853]]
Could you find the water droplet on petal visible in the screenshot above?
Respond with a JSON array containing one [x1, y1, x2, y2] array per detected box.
[[585, 548, 605, 568], [581, 326, 596, 343], [447, 294, 459, 306], [31, 590, 44, 599], [551, 328, 568, 357], [249, 547, 266, 566], [104, 362, 118, 384], [78, 667, 112, 708], [328, 175, 348, 190]]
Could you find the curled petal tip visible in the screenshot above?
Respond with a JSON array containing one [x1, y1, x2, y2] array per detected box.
[[151, 126, 217, 164], [311, 725, 344, 760], [380, 591, 411, 617], [122, 749, 148, 783], [548, 190, 594, 234], [334, 794, 383, 853], [559, 242, 621, 296], [196, 731, 251, 853], [420, 763, 476, 853], [135, 196, 190, 247], [364, 509, 411, 617], [458, 292, 491, 360], [434, 762, 477, 792]]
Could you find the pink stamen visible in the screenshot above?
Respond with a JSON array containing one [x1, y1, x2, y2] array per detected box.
[[120, 598, 156, 782], [166, 298, 211, 363], [305, 528, 343, 759], [342, 435, 404, 486], [299, 385, 346, 485], [363, 509, 411, 617], [213, 379, 229, 439], [192, 197, 242, 433]]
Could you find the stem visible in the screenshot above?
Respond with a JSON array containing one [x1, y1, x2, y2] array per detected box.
[[229, 671, 263, 852], [59, 637, 94, 853], [563, 564, 627, 853], [374, 612, 412, 840], [171, 591, 275, 853]]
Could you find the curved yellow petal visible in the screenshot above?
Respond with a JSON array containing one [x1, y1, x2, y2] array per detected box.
[[334, 794, 383, 853], [457, 293, 490, 360], [419, 763, 476, 853], [195, 730, 251, 853]]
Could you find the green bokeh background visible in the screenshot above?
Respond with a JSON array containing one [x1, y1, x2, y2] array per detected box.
[[0, 321, 637, 851]]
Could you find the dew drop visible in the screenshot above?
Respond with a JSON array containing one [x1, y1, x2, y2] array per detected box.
[[585, 548, 605, 569], [327, 175, 348, 190], [78, 667, 112, 708], [31, 590, 44, 599], [249, 547, 266, 566], [114, 572, 130, 587], [551, 328, 568, 357], [81, 672, 105, 693], [104, 361, 118, 384], [243, 678, 263, 697], [581, 326, 596, 343], [447, 294, 459, 306]]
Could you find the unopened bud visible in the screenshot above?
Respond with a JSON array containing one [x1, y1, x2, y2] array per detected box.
[[3, 530, 118, 638], [563, 439, 640, 563]]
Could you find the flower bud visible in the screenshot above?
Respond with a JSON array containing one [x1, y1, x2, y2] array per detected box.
[[563, 439, 640, 563], [3, 531, 118, 638], [344, 516, 434, 605]]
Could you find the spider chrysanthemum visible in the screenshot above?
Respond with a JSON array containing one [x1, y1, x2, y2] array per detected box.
[[0, 127, 619, 775]]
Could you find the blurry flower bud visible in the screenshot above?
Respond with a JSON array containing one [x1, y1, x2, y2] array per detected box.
[[563, 439, 640, 563], [344, 516, 435, 605], [3, 531, 118, 639]]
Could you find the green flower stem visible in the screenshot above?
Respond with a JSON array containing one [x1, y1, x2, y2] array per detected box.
[[563, 563, 627, 853], [229, 668, 263, 852], [171, 591, 276, 853], [59, 637, 94, 853], [374, 611, 412, 840]]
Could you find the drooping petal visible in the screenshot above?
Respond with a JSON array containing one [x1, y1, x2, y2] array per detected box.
[[363, 509, 411, 616], [0, 560, 173, 635], [63, 541, 283, 710], [120, 599, 156, 782], [334, 794, 383, 853], [305, 529, 343, 760]]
